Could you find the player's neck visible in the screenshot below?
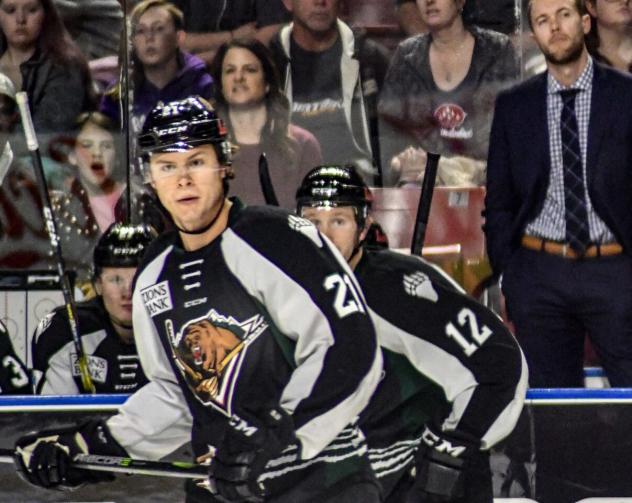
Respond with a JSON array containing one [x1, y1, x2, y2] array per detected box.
[[180, 198, 232, 251], [349, 247, 363, 270], [111, 319, 134, 344]]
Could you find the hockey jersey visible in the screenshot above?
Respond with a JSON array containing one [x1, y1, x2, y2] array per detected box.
[[0, 321, 30, 394], [355, 248, 528, 497], [32, 297, 148, 394], [108, 200, 383, 498]]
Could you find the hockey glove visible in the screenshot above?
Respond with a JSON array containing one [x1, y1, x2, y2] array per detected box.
[[408, 424, 480, 502], [208, 407, 295, 503], [14, 419, 127, 491]]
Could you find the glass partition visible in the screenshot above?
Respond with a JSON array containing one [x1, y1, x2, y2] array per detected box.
[[0, 0, 619, 377]]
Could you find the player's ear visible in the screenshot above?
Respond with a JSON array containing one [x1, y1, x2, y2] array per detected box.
[[94, 276, 103, 296], [359, 216, 373, 242]]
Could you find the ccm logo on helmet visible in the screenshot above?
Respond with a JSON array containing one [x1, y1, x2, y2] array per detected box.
[[158, 125, 188, 136]]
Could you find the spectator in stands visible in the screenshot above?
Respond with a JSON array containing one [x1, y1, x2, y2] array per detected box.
[[269, 0, 390, 185], [0, 71, 55, 270], [485, 0, 632, 387], [53, 0, 124, 90], [49, 111, 165, 286], [100, 0, 213, 135], [379, 0, 518, 187], [172, 0, 290, 66], [0, 319, 30, 394], [0, 0, 94, 135], [32, 223, 155, 394], [210, 38, 321, 208], [586, 0, 632, 72], [395, 0, 519, 37], [0, 69, 16, 166]]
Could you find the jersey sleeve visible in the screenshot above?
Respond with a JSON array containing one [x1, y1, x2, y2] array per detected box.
[[223, 210, 382, 459], [363, 253, 527, 450], [31, 310, 81, 395], [108, 246, 193, 460], [0, 321, 31, 395]]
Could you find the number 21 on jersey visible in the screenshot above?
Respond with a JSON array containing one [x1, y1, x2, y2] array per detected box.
[[445, 307, 492, 356], [324, 273, 365, 318]]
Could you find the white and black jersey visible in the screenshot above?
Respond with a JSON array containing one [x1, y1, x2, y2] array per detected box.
[[0, 321, 30, 394], [107, 200, 382, 499], [32, 297, 148, 394], [355, 249, 528, 497]]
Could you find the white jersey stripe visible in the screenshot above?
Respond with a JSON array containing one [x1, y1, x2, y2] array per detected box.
[[369, 308, 477, 407], [221, 228, 381, 460], [107, 245, 193, 461]]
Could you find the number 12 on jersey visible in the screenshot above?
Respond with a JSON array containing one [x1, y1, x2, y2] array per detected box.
[[445, 308, 492, 356], [324, 273, 366, 318]]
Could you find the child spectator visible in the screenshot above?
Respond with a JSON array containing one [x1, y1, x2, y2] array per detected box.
[[100, 0, 213, 135]]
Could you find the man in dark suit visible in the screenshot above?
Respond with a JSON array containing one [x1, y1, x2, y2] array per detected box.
[[484, 0, 632, 387]]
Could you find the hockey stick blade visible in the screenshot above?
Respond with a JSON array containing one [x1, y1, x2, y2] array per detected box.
[[0, 448, 207, 479], [411, 152, 441, 256], [258, 152, 279, 206]]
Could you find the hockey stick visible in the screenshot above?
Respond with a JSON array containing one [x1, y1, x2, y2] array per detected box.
[[120, 0, 132, 223], [0, 449, 207, 479], [258, 153, 279, 206], [410, 151, 441, 256], [16, 92, 95, 394]]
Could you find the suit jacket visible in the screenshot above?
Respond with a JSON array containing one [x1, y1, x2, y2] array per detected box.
[[484, 62, 632, 276]]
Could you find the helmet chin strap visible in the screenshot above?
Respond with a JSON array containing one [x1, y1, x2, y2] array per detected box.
[[175, 197, 226, 235]]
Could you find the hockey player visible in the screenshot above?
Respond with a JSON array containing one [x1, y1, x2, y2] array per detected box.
[[31, 222, 156, 394], [296, 165, 528, 503], [0, 320, 30, 395], [14, 97, 383, 502]]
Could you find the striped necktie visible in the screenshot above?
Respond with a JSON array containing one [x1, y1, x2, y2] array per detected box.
[[560, 89, 590, 254]]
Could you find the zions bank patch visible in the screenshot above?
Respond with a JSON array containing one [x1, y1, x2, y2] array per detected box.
[[140, 281, 173, 317], [71, 354, 108, 384]]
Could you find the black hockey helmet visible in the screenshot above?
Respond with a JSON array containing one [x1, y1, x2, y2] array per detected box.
[[138, 96, 232, 168], [93, 223, 157, 277], [296, 164, 372, 226]]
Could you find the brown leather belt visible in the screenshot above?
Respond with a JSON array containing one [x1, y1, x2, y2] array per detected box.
[[521, 235, 623, 259]]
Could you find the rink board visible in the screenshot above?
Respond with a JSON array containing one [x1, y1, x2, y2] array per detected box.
[[0, 395, 189, 502], [0, 392, 631, 503]]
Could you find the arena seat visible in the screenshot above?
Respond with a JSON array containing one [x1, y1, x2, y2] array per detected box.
[[370, 187, 488, 293], [370, 187, 486, 257]]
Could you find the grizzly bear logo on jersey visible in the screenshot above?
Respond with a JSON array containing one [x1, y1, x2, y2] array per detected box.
[[169, 310, 268, 415]]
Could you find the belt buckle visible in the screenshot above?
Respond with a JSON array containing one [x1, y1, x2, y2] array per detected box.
[[561, 243, 569, 258]]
